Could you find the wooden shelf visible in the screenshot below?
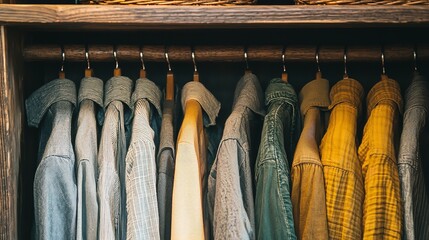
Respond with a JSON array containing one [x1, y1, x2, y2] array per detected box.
[[0, 4, 428, 30]]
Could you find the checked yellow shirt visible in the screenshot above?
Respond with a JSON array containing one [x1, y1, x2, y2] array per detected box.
[[358, 77, 403, 239], [320, 78, 365, 240]]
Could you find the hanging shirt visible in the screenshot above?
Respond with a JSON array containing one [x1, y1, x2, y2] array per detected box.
[[320, 78, 365, 240], [26, 79, 77, 240], [291, 77, 330, 240], [157, 87, 180, 240], [75, 76, 104, 240], [358, 78, 403, 239], [97, 76, 133, 240], [255, 78, 301, 240], [207, 73, 264, 240], [398, 73, 429, 240], [126, 78, 162, 240], [171, 81, 220, 240]]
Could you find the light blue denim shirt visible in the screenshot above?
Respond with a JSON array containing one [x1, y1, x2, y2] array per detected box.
[[208, 73, 265, 240], [398, 72, 429, 240], [26, 78, 77, 240], [255, 78, 301, 240], [75, 76, 104, 240], [97, 75, 133, 240], [126, 78, 162, 240]]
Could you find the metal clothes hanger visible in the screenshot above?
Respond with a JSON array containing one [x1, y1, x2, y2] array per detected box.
[[165, 48, 174, 101], [140, 46, 147, 79], [315, 46, 322, 80], [413, 46, 419, 74], [244, 47, 251, 74], [381, 47, 388, 81], [113, 46, 121, 77], [59, 46, 66, 79], [343, 46, 349, 79], [192, 48, 199, 82], [281, 47, 288, 83], [85, 45, 93, 77]]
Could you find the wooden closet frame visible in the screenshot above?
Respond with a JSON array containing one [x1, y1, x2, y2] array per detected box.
[[0, 4, 428, 239]]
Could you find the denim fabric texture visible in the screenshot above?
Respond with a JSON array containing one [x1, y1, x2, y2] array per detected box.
[[398, 73, 429, 240], [126, 78, 162, 240], [97, 76, 133, 240], [255, 78, 301, 240], [208, 73, 265, 240], [172, 81, 220, 240], [75, 76, 104, 240], [26, 78, 77, 240]]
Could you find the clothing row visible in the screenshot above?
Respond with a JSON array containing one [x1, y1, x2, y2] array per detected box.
[[25, 68, 429, 240]]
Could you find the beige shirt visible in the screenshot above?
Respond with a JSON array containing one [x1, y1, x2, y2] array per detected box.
[[171, 82, 220, 240], [291, 77, 330, 240]]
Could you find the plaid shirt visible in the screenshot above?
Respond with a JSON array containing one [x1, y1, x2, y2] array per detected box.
[[320, 78, 365, 240], [126, 79, 162, 240], [358, 78, 403, 239]]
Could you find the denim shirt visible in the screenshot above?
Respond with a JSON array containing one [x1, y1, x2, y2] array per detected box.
[[97, 76, 133, 240], [255, 78, 301, 240], [126, 78, 162, 240], [398, 73, 429, 240], [26, 78, 77, 240], [75, 76, 104, 240], [208, 73, 264, 240]]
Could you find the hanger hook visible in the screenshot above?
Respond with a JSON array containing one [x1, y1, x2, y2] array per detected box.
[[85, 45, 90, 70], [315, 46, 321, 73], [282, 47, 286, 73], [381, 47, 386, 75], [113, 46, 119, 69], [244, 47, 249, 70], [60, 45, 65, 72], [413, 46, 418, 72], [140, 46, 145, 71], [344, 46, 348, 78], [192, 48, 198, 73], [165, 48, 172, 72]]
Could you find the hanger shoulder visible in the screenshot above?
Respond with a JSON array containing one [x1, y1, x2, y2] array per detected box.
[[166, 71, 174, 101]]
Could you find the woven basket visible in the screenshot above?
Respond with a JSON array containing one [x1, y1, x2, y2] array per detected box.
[[295, 0, 428, 4], [86, 0, 255, 5]]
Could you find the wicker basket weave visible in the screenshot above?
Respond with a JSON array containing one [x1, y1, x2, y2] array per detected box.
[[295, 0, 427, 4], [87, 0, 256, 5]]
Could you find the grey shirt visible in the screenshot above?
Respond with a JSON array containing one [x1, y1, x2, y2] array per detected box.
[[26, 78, 77, 240], [207, 73, 264, 240], [97, 76, 133, 240], [126, 78, 162, 240], [75, 77, 104, 240], [398, 72, 429, 240]]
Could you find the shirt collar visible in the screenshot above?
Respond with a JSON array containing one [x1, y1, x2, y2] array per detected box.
[[232, 73, 265, 116], [132, 78, 162, 117], [329, 78, 364, 113], [265, 78, 298, 106], [404, 72, 429, 113], [367, 77, 403, 116], [181, 81, 221, 127], [299, 77, 330, 116], [26, 78, 77, 128]]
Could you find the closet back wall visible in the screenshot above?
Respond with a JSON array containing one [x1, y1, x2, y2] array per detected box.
[[15, 28, 429, 239]]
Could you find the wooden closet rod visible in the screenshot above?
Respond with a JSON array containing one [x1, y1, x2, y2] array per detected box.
[[23, 44, 429, 62]]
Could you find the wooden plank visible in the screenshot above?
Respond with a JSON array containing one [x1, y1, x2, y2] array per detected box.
[[0, 26, 22, 240], [0, 5, 429, 29], [23, 44, 429, 62]]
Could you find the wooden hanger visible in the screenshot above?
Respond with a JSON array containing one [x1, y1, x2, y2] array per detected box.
[[58, 46, 65, 79], [281, 49, 288, 83], [113, 47, 121, 77], [85, 47, 93, 77], [139, 48, 147, 79], [165, 51, 174, 101]]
